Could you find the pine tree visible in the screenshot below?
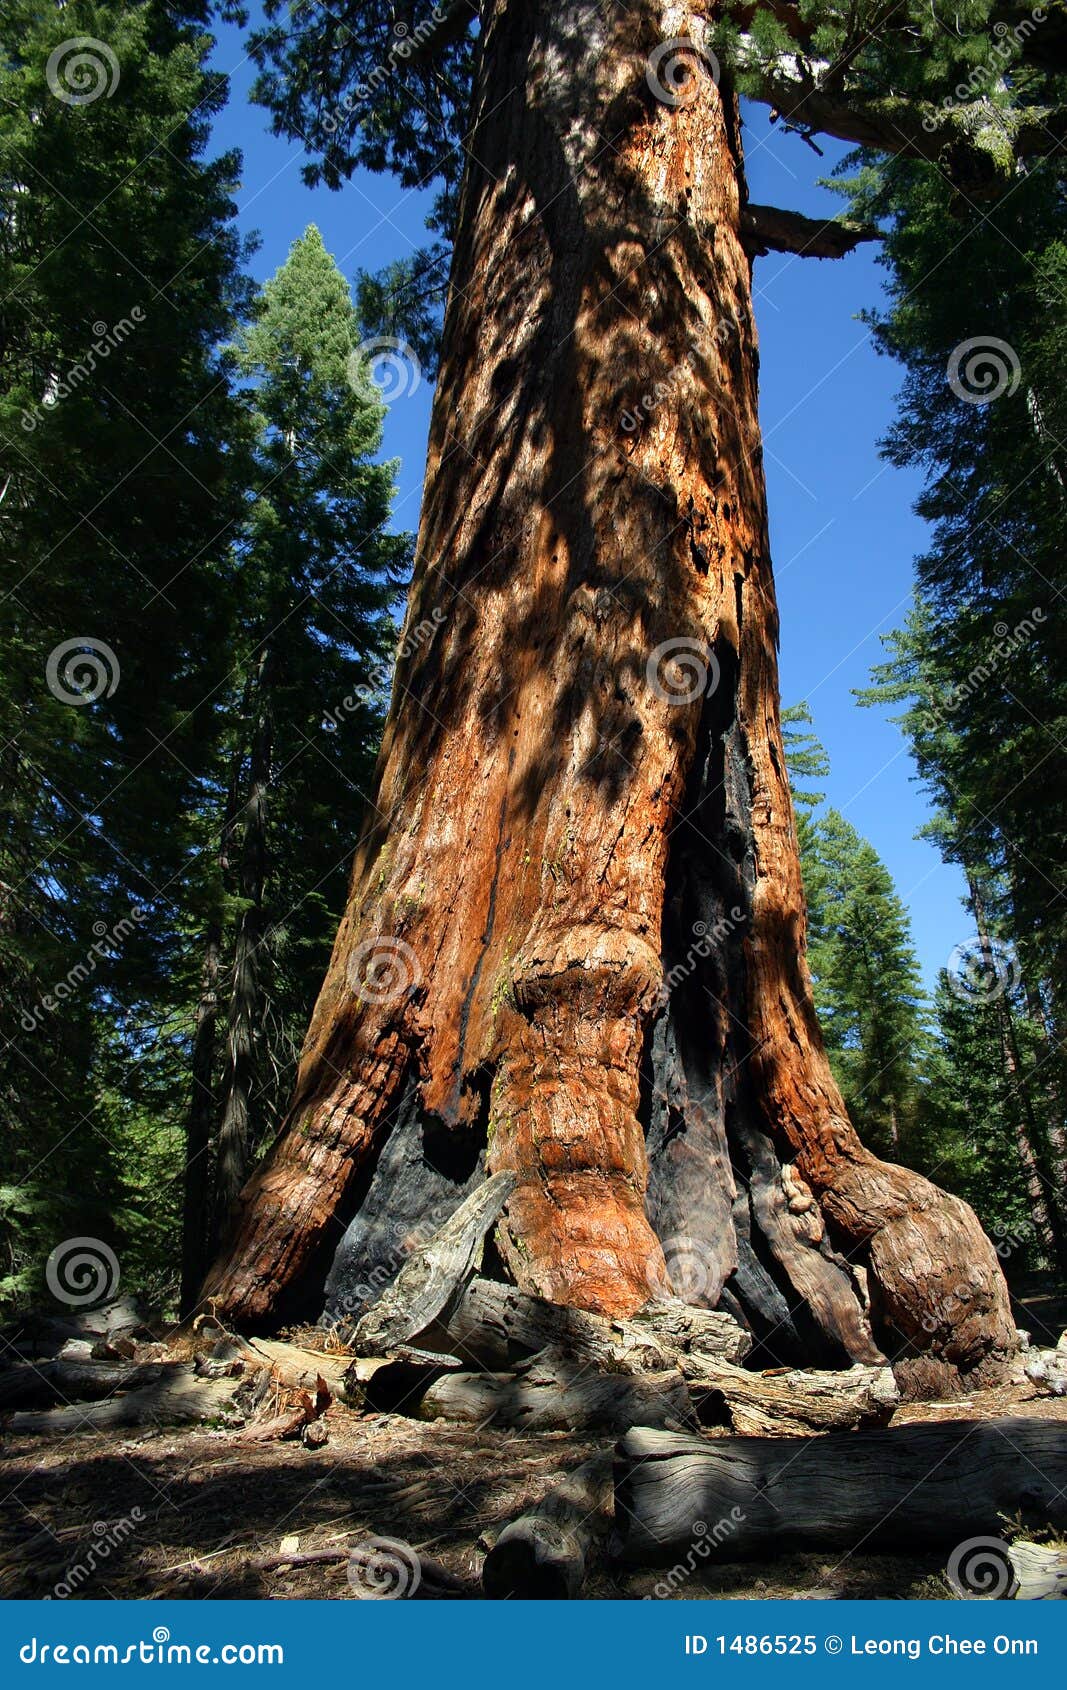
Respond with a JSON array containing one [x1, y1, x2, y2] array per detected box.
[[805, 811, 929, 1156], [782, 706, 929, 1157], [917, 975, 1046, 1274], [0, 0, 252, 1309], [195, 227, 409, 1286]]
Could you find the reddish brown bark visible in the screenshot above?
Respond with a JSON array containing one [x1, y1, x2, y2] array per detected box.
[[202, 2, 1015, 1379]]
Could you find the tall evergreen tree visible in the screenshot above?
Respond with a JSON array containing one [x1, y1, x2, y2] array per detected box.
[[203, 2, 1061, 1375], [782, 706, 929, 1157], [0, 0, 252, 1307], [804, 810, 930, 1156], [187, 227, 409, 1295]]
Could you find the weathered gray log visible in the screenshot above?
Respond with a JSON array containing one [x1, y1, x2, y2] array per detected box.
[[356, 1350, 462, 1415], [0, 1297, 150, 1363], [421, 1348, 695, 1434], [1008, 1541, 1067, 1600], [681, 1358, 899, 1435], [239, 1337, 351, 1400], [7, 1364, 239, 1435], [614, 1419, 1067, 1566], [0, 1358, 165, 1413], [352, 1172, 516, 1355], [482, 1452, 613, 1599], [443, 1277, 750, 1372], [633, 1299, 753, 1365]]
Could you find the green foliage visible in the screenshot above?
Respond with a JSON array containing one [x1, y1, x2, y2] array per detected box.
[[0, 0, 252, 1308], [910, 977, 1038, 1261], [0, 15, 409, 1315], [783, 708, 929, 1156], [834, 108, 1067, 1264], [208, 225, 409, 1180]]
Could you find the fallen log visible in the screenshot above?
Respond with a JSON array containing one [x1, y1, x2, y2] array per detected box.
[[6, 1364, 239, 1435], [633, 1299, 753, 1366], [482, 1452, 613, 1599], [443, 1278, 749, 1372], [356, 1350, 462, 1415], [421, 1348, 695, 1433], [239, 1338, 351, 1400], [614, 1419, 1067, 1566], [352, 1172, 516, 1355], [681, 1358, 899, 1435], [0, 1358, 165, 1413], [1008, 1541, 1067, 1600]]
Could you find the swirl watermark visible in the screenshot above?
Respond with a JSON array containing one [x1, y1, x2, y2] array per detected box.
[[946, 935, 1021, 1004], [646, 37, 720, 109], [946, 1536, 1016, 1598], [45, 1238, 120, 1307], [647, 1233, 717, 1302], [46, 37, 120, 106], [348, 335, 421, 403], [46, 637, 120, 705], [646, 637, 720, 706], [348, 936, 421, 1005], [947, 337, 1021, 405], [346, 1536, 422, 1599]]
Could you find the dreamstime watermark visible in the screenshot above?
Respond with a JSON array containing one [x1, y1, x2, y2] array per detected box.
[[920, 1226, 1027, 1335], [919, 608, 1045, 733], [346, 1536, 422, 1599], [19, 1630, 283, 1666], [22, 310, 145, 432], [947, 336, 1021, 405], [922, 10, 1046, 132], [620, 328, 734, 434], [46, 37, 120, 106], [333, 1197, 458, 1314], [647, 636, 720, 705], [946, 935, 1021, 1004], [348, 334, 422, 403], [48, 1511, 145, 1599], [319, 6, 451, 136], [323, 607, 445, 732], [946, 1536, 1017, 1598], [45, 1237, 121, 1307], [20, 907, 148, 1031], [661, 909, 746, 1002], [646, 37, 720, 108], [46, 636, 121, 704], [645, 1509, 747, 1597]]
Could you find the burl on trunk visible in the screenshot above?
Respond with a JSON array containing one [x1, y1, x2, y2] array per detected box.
[[202, 2, 1014, 1380]]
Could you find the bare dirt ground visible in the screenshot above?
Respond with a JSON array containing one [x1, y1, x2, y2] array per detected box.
[[2, 1367, 1064, 1602]]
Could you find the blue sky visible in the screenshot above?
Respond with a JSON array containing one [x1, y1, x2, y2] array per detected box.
[[208, 14, 969, 990]]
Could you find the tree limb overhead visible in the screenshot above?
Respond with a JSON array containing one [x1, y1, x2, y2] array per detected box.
[[741, 202, 882, 258]]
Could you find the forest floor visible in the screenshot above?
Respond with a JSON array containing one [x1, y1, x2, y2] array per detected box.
[[1, 1277, 1064, 1603]]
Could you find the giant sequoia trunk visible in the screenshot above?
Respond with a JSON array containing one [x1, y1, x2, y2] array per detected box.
[[202, 1, 1015, 1380]]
